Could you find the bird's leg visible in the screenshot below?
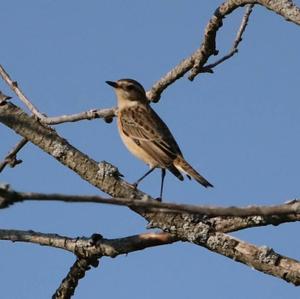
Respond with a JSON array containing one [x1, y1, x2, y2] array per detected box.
[[156, 168, 166, 202], [132, 167, 156, 188]]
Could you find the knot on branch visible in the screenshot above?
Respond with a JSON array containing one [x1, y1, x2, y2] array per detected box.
[[8, 157, 23, 168], [52, 142, 69, 159], [104, 116, 114, 123], [86, 108, 116, 123], [97, 161, 124, 180], [286, 200, 300, 213], [185, 221, 212, 243], [206, 233, 239, 255], [73, 237, 102, 262], [73, 235, 120, 261], [258, 246, 280, 266], [0, 184, 19, 208]]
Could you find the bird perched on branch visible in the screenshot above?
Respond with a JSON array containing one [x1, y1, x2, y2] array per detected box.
[[106, 79, 213, 200]]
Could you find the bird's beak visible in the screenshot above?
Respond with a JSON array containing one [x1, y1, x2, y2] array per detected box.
[[105, 81, 118, 88]]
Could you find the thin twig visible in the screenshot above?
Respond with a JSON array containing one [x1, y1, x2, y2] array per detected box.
[[0, 138, 28, 172], [201, 4, 254, 73], [147, 3, 255, 101], [41, 107, 117, 125], [0, 65, 46, 119], [2, 187, 300, 232], [0, 63, 117, 125], [148, 0, 300, 101], [1, 187, 300, 218]]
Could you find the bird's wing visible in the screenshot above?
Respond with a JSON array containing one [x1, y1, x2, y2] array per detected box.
[[120, 105, 182, 166]]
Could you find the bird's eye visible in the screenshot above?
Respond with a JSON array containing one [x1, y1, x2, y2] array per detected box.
[[126, 85, 135, 91]]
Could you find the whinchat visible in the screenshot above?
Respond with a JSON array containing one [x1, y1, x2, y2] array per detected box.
[[106, 79, 213, 200]]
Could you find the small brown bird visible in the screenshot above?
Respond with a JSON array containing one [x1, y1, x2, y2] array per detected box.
[[106, 79, 213, 200]]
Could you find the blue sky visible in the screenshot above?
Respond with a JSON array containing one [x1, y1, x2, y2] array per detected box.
[[1, 1, 300, 298]]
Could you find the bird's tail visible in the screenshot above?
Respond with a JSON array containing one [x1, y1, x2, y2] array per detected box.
[[173, 156, 213, 188]]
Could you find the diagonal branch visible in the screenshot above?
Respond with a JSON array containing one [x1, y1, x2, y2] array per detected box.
[[52, 257, 98, 299], [211, 213, 300, 232], [144, 212, 300, 286]]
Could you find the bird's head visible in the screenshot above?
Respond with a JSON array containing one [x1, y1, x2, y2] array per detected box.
[[106, 79, 147, 104]]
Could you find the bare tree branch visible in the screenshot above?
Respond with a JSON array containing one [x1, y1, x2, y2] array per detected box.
[[0, 229, 176, 257], [2, 101, 300, 286], [0, 138, 28, 172], [0, 65, 46, 120], [0, 229, 176, 299], [2, 187, 300, 236], [144, 212, 300, 286], [190, 0, 300, 79], [211, 213, 300, 233], [147, 0, 300, 102], [52, 257, 101, 299], [0, 63, 116, 125], [1, 187, 300, 218], [40, 107, 117, 125], [146, 4, 253, 101], [2, 226, 300, 286], [1, 1, 300, 293], [200, 4, 254, 73]]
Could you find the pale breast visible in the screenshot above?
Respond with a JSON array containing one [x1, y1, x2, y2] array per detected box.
[[117, 117, 158, 168]]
